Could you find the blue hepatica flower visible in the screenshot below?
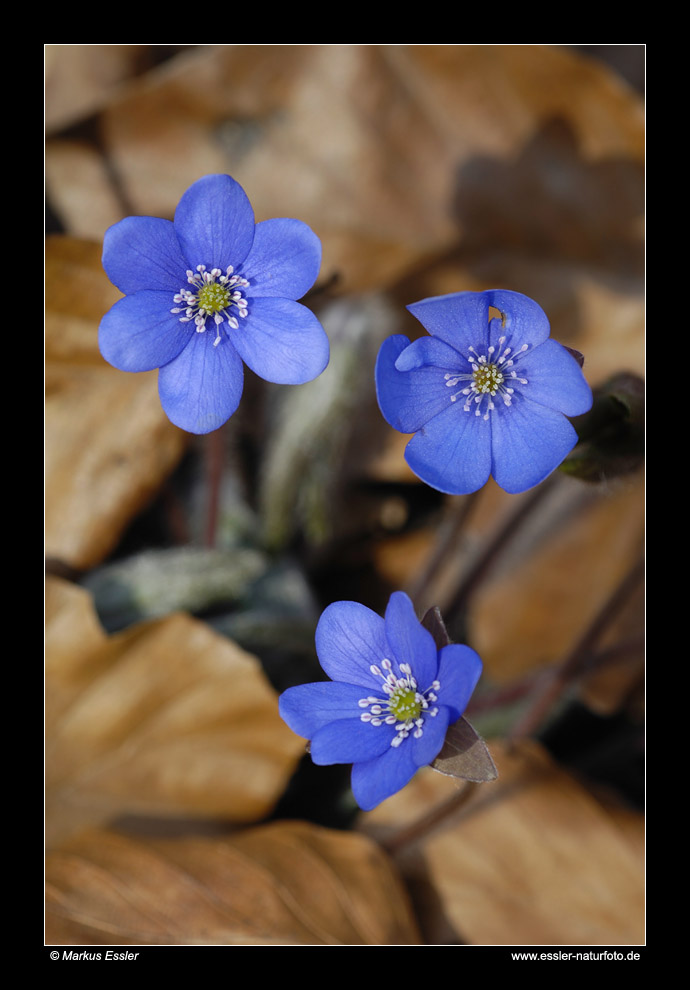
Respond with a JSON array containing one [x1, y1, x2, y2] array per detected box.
[[375, 290, 593, 495], [279, 592, 482, 811], [99, 174, 329, 434]]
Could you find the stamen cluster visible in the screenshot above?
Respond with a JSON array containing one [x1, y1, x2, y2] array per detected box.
[[359, 659, 440, 748], [443, 335, 530, 420], [171, 264, 250, 347]]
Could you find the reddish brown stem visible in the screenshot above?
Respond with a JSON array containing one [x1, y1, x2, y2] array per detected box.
[[204, 428, 224, 549], [443, 475, 556, 626], [379, 781, 478, 857], [507, 556, 644, 746], [407, 492, 481, 609]]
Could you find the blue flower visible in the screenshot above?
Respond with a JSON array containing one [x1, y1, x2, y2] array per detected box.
[[99, 174, 330, 434], [279, 592, 482, 811], [375, 289, 593, 494]]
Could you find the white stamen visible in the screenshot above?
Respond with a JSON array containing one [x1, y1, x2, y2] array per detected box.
[[361, 655, 444, 750], [442, 331, 530, 420], [173, 263, 250, 347]]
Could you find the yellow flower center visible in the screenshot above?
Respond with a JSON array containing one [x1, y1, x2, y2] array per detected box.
[[472, 363, 504, 395], [388, 687, 422, 722], [197, 282, 231, 314]]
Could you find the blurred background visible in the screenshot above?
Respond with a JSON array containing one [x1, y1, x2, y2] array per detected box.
[[45, 44, 644, 947]]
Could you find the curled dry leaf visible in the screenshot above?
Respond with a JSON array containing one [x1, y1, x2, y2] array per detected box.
[[46, 578, 304, 846], [46, 237, 187, 571], [362, 740, 643, 946], [431, 718, 498, 783], [46, 822, 420, 945]]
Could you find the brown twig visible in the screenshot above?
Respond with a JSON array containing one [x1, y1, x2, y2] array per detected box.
[[380, 781, 478, 857], [507, 555, 644, 746], [204, 427, 225, 548], [443, 475, 557, 626], [407, 492, 481, 609]]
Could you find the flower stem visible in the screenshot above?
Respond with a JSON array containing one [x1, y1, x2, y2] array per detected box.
[[406, 492, 481, 609], [379, 781, 478, 857], [443, 475, 556, 627], [461, 632, 643, 721], [204, 427, 225, 549], [507, 555, 644, 746]]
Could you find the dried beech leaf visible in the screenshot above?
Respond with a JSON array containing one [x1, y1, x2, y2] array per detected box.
[[46, 140, 124, 239], [91, 45, 642, 293], [578, 580, 644, 716], [430, 718, 497, 783], [363, 740, 644, 946], [45, 45, 148, 133], [46, 823, 420, 945], [46, 237, 186, 571], [46, 578, 304, 845], [471, 474, 644, 682]]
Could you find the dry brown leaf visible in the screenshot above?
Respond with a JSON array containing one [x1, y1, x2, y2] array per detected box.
[[87, 45, 642, 293], [362, 740, 643, 945], [46, 578, 304, 846], [46, 141, 125, 240], [46, 822, 420, 945], [578, 580, 644, 716], [431, 718, 498, 783], [470, 474, 643, 682], [45, 45, 151, 133], [45, 236, 187, 571]]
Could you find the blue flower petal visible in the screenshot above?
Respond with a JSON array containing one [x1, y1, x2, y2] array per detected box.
[[490, 396, 578, 493], [486, 290, 551, 351], [351, 742, 419, 811], [376, 336, 462, 434], [407, 291, 490, 353], [279, 681, 373, 738], [157, 332, 244, 434], [404, 402, 492, 495], [436, 644, 483, 722], [102, 217, 189, 295], [228, 297, 329, 384], [315, 601, 389, 689], [410, 707, 450, 766], [174, 174, 255, 272], [99, 291, 191, 372], [241, 218, 321, 299], [384, 592, 438, 688], [311, 718, 394, 765], [394, 336, 467, 373], [513, 339, 593, 416]]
